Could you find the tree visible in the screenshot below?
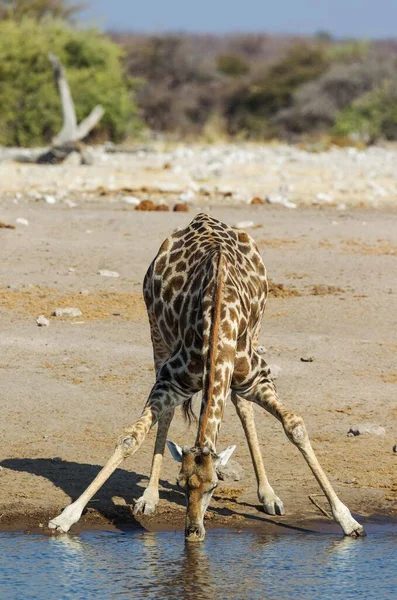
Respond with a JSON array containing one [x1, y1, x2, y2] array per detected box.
[[0, 0, 85, 21], [0, 18, 141, 146]]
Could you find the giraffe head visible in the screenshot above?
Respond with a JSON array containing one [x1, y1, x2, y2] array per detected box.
[[167, 441, 236, 541]]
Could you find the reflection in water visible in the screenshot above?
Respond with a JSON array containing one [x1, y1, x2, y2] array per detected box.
[[0, 528, 396, 600]]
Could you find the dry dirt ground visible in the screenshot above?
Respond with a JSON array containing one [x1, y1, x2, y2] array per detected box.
[[0, 177, 396, 534]]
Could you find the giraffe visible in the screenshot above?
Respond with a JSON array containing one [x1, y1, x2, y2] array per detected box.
[[48, 213, 365, 540]]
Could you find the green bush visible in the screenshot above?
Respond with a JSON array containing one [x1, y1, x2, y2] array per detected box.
[[217, 54, 249, 77], [0, 18, 141, 146], [334, 80, 397, 141], [224, 43, 330, 136]]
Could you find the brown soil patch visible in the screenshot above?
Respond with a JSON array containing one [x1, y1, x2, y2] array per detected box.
[[0, 221, 15, 229], [0, 287, 146, 321], [214, 487, 245, 500], [310, 284, 345, 295], [257, 238, 300, 248], [342, 239, 397, 256], [268, 280, 301, 298]]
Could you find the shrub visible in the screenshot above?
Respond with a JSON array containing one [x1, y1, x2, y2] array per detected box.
[[224, 43, 330, 137], [0, 0, 84, 21], [0, 18, 140, 146], [275, 59, 397, 134], [334, 80, 397, 140], [217, 54, 249, 76]]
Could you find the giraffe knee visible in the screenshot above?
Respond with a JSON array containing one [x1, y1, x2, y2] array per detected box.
[[117, 434, 138, 458], [283, 414, 308, 445]]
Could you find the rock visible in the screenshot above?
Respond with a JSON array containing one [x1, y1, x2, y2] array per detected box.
[[216, 459, 243, 482], [257, 345, 267, 355], [269, 364, 282, 379], [80, 289, 90, 296], [155, 203, 170, 211], [301, 356, 315, 362], [392, 444, 396, 454], [135, 200, 156, 211], [234, 220, 255, 229], [53, 307, 83, 318], [16, 218, 29, 226], [173, 203, 189, 212], [179, 190, 196, 203], [43, 195, 57, 205], [251, 196, 265, 205], [98, 270, 119, 278], [123, 196, 140, 206], [316, 192, 333, 204], [347, 423, 386, 437], [36, 315, 50, 327]]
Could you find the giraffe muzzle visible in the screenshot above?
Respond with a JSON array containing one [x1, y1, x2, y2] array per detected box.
[[185, 525, 205, 542]]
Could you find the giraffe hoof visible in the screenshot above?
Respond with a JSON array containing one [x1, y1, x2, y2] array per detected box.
[[48, 503, 82, 533], [263, 496, 285, 516], [344, 521, 366, 537], [133, 493, 159, 516]]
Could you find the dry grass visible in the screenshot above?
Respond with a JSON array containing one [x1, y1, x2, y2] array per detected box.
[[0, 287, 146, 321]]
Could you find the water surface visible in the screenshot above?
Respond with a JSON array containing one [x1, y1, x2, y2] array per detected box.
[[0, 527, 396, 599]]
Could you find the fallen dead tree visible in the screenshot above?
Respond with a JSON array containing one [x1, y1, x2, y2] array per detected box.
[[36, 53, 104, 164]]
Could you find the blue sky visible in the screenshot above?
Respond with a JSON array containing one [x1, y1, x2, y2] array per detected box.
[[81, 0, 397, 38]]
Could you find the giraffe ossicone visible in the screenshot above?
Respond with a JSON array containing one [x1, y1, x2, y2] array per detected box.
[[48, 213, 365, 540]]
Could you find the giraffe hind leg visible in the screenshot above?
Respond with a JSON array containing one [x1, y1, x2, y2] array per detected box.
[[231, 392, 284, 516], [236, 362, 365, 537]]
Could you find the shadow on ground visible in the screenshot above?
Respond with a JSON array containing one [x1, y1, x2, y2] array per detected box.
[[1, 457, 322, 534]]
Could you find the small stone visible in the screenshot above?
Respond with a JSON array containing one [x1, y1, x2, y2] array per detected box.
[[43, 195, 57, 205], [53, 307, 83, 317], [123, 196, 140, 206], [155, 203, 170, 211], [343, 477, 357, 485], [16, 218, 29, 226], [347, 423, 386, 437], [98, 270, 119, 278], [67, 268, 75, 274], [135, 200, 156, 211], [234, 221, 255, 229], [301, 356, 314, 362], [392, 444, 396, 454], [80, 289, 89, 296], [36, 315, 50, 327], [216, 459, 243, 482], [268, 364, 282, 379], [251, 196, 265, 205], [53, 457, 62, 462], [257, 346, 267, 355], [173, 203, 189, 212]]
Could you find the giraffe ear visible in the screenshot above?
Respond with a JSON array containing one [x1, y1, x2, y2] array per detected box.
[[215, 445, 236, 467], [166, 440, 183, 463]]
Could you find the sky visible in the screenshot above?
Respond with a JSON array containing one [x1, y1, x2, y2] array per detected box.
[[81, 0, 397, 39]]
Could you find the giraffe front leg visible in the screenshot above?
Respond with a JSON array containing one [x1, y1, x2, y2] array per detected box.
[[134, 408, 175, 515], [238, 366, 365, 537], [48, 376, 190, 533], [231, 392, 284, 516]]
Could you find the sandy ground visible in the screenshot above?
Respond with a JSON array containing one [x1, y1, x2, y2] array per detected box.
[[0, 156, 396, 534]]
